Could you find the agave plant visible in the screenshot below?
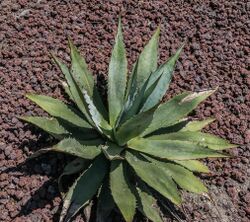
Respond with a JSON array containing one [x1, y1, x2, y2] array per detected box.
[[21, 19, 236, 222]]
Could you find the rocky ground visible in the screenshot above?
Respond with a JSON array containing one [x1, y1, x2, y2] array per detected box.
[[0, 0, 249, 221]]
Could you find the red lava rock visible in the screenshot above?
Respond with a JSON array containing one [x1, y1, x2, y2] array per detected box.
[[244, 207, 250, 216], [0, 1, 249, 221], [227, 187, 238, 200]]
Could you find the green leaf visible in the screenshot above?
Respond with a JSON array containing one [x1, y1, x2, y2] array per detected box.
[[122, 26, 160, 122], [125, 151, 181, 205], [110, 161, 136, 222], [180, 118, 215, 131], [19, 116, 99, 140], [116, 106, 157, 146], [136, 182, 163, 222], [128, 138, 228, 160], [146, 156, 208, 194], [131, 27, 160, 92], [108, 18, 128, 127], [19, 116, 68, 139], [68, 39, 108, 120], [96, 178, 115, 222], [140, 44, 184, 112], [120, 67, 154, 124], [141, 89, 216, 136], [82, 89, 112, 136], [101, 142, 124, 160], [68, 39, 94, 96], [59, 158, 89, 193], [52, 55, 93, 123], [26, 93, 92, 129], [61, 81, 74, 101], [29, 138, 103, 160], [173, 160, 210, 173], [61, 155, 108, 222], [148, 131, 237, 150]]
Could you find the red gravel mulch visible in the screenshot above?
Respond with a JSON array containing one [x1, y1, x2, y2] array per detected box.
[[0, 1, 249, 222]]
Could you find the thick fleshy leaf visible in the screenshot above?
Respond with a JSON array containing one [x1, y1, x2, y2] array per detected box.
[[68, 39, 94, 95], [101, 142, 124, 160], [82, 89, 112, 136], [141, 89, 216, 136], [59, 158, 89, 193], [181, 118, 215, 131], [121, 28, 159, 123], [26, 94, 92, 129], [108, 18, 127, 127], [130, 27, 160, 92], [148, 131, 237, 150], [128, 138, 227, 160], [96, 179, 115, 222], [136, 182, 163, 222], [19, 116, 98, 140], [125, 151, 181, 205], [29, 138, 103, 160], [173, 160, 210, 173], [68, 39, 108, 119], [120, 68, 155, 124], [52, 55, 93, 123], [61, 81, 74, 101], [19, 116, 68, 139], [110, 161, 136, 222], [140, 44, 184, 112], [116, 106, 157, 146], [61, 155, 108, 222], [145, 156, 207, 194]]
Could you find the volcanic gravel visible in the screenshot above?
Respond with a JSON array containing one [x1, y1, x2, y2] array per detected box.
[[0, 0, 249, 222]]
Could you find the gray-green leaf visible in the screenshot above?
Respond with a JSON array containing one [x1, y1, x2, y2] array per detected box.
[[19, 116, 68, 139], [136, 182, 163, 222], [125, 151, 181, 205], [108, 18, 127, 127], [62, 155, 108, 222], [148, 131, 237, 150], [26, 93, 92, 130], [128, 137, 228, 160], [141, 89, 216, 136], [140, 44, 184, 112], [29, 138, 103, 160], [110, 161, 136, 222], [116, 106, 157, 146]]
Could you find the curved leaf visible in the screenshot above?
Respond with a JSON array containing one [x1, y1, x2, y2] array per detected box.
[[145, 155, 208, 194], [96, 178, 115, 222], [136, 182, 163, 222], [173, 160, 210, 173], [141, 89, 216, 136], [140, 44, 184, 112], [19, 116, 68, 139], [52, 55, 93, 123], [128, 138, 228, 160], [59, 158, 89, 193], [101, 142, 124, 160], [180, 118, 215, 132], [131, 27, 160, 92], [125, 151, 181, 205], [148, 131, 237, 150], [61, 155, 108, 222], [26, 93, 92, 129], [108, 18, 127, 127], [110, 160, 136, 222], [68, 39, 108, 119], [110, 161, 136, 222], [29, 138, 103, 160], [116, 106, 157, 145], [82, 89, 112, 137]]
